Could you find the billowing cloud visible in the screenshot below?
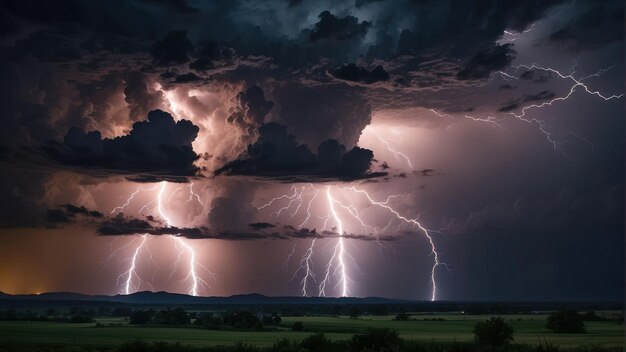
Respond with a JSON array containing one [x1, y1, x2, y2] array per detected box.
[[457, 44, 516, 80], [328, 63, 389, 84], [150, 30, 195, 66], [215, 122, 385, 182], [44, 110, 200, 182], [308, 11, 371, 42]]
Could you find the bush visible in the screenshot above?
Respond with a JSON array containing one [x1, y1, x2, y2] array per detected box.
[[68, 315, 94, 323], [546, 310, 585, 333], [300, 333, 332, 352], [291, 321, 304, 331], [473, 317, 514, 346], [394, 313, 410, 321], [348, 306, 361, 319], [350, 328, 401, 352]]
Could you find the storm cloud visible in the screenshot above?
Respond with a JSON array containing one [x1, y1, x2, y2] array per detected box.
[[44, 109, 200, 182]]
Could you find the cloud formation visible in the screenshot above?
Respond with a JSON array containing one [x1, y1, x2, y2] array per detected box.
[[215, 122, 386, 182], [44, 110, 200, 182]]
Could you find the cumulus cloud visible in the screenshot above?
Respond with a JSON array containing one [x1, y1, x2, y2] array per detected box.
[[548, 2, 624, 53], [308, 10, 371, 42], [328, 63, 389, 84], [227, 85, 274, 135], [96, 214, 400, 241], [456, 44, 516, 80], [215, 122, 385, 182], [150, 30, 195, 66], [44, 109, 200, 182]]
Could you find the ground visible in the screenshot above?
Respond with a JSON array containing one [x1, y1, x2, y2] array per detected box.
[[0, 313, 622, 349]]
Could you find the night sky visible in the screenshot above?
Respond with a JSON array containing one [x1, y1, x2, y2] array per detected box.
[[0, 0, 623, 301]]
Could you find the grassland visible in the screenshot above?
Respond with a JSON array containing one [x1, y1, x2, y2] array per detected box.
[[0, 313, 622, 349]]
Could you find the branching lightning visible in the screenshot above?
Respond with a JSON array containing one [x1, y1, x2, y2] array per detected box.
[[370, 129, 414, 169], [495, 64, 624, 154], [258, 184, 443, 300], [319, 186, 349, 297], [109, 181, 211, 296]]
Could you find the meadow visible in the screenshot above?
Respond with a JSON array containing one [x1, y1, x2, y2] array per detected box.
[[0, 313, 622, 349]]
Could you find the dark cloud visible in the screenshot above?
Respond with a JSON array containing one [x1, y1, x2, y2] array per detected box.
[[548, 2, 624, 53], [208, 185, 258, 231], [46, 209, 71, 224], [227, 86, 275, 133], [355, 0, 385, 8], [44, 109, 200, 182], [498, 91, 556, 113], [328, 63, 389, 84], [150, 30, 195, 66], [519, 69, 551, 84], [274, 85, 371, 148], [124, 73, 166, 122], [215, 122, 385, 182], [308, 11, 371, 42], [456, 44, 516, 80], [62, 204, 103, 218], [46, 204, 103, 225], [139, 0, 200, 14], [96, 214, 399, 241], [173, 72, 201, 83]]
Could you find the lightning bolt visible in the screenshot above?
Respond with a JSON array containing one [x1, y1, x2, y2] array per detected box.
[[294, 239, 316, 297], [429, 109, 502, 127], [343, 186, 445, 301], [494, 64, 623, 154], [257, 184, 441, 300], [156, 182, 209, 297], [370, 130, 414, 169], [120, 234, 149, 295], [110, 181, 211, 296], [318, 186, 349, 297], [187, 182, 205, 206], [500, 64, 623, 119]]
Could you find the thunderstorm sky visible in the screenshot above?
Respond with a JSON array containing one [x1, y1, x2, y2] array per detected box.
[[0, 0, 623, 301]]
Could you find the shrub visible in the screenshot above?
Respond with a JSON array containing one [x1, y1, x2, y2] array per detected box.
[[473, 317, 514, 346], [546, 310, 585, 333], [394, 312, 410, 321], [300, 333, 332, 352], [291, 321, 304, 331], [350, 328, 401, 351]]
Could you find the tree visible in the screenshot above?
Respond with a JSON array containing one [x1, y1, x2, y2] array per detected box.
[[129, 310, 152, 325], [292, 321, 304, 331], [350, 328, 401, 351], [546, 310, 586, 333], [581, 311, 604, 322], [348, 306, 361, 319], [473, 317, 514, 346], [394, 313, 410, 321], [300, 333, 332, 352]]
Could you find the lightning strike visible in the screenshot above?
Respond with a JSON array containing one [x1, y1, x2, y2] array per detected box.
[[319, 186, 349, 297], [344, 187, 444, 301], [122, 234, 148, 294], [429, 109, 502, 127], [187, 182, 205, 206], [370, 130, 414, 169], [501, 64, 623, 120], [495, 64, 623, 154], [110, 181, 210, 296], [157, 182, 209, 297], [294, 239, 316, 297], [259, 184, 441, 300]]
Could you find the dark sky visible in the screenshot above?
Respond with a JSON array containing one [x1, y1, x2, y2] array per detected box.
[[0, 0, 623, 301]]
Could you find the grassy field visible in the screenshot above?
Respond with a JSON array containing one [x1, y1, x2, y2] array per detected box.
[[0, 314, 622, 348]]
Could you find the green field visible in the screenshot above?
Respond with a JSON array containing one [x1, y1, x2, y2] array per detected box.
[[0, 314, 622, 349]]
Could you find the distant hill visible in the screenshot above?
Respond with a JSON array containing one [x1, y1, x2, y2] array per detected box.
[[0, 291, 410, 305]]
